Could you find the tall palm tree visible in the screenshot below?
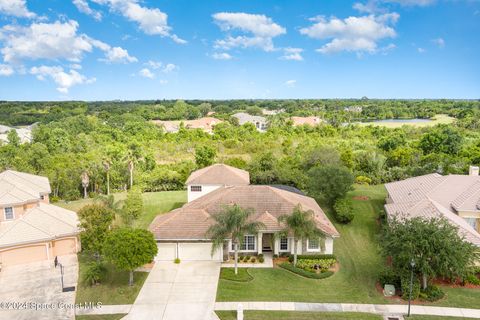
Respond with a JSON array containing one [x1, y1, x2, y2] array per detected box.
[[81, 171, 90, 199], [278, 205, 323, 266], [207, 204, 265, 275], [103, 159, 111, 195]]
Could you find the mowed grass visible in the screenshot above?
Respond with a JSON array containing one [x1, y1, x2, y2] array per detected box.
[[216, 184, 480, 308], [57, 190, 186, 229], [358, 114, 455, 128], [217, 184, 389, 304], [75, 254, 149, 305], [76, 314, 126, 320], [216, 311, 382, 320]]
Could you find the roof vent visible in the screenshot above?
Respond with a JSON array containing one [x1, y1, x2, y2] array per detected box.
[[469, 166, 479, 176]]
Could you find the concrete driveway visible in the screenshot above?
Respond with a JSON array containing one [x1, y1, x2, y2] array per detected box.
[[124, 261, 221, 320], [0, 255, 78, 320]]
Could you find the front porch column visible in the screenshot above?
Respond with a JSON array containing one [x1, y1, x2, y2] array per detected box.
[[324, 237, 334, 254], [273, 237, 279, 255], [257, 232, 263, 254]]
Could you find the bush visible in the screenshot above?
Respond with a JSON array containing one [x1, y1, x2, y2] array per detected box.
[[296, 258, 336, 273], [245, 255, 251, 262], [174, 258, 181, 264], [258, 256, 265, 263], [50, 195, 60, 203], [258, 254, 264, 259], [379, 267, 401, 288], [273, 254, 279, 259], [421, 285, 445, 302], [464, 273, 480, 285], [288, 254, 337, 261], [251, 257, 256, 263], [401, 276, 420, 300], [333, 198, 354, 224], [355, 176, 372, 185], [279, 263, 334, 279], [83, 261, 106, 286]]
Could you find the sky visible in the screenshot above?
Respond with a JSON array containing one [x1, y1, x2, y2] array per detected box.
[[0, 0, 479, 100]]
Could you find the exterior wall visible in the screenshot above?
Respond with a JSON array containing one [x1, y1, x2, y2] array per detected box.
[[0, 243, 48, 267], [0, 205, 23, 222], [41, 194, 50, 204], [187, 184, 223, 202], [52, 238, 78, 256], [155, 242, 222, 261], [458, 211, 480, 233]]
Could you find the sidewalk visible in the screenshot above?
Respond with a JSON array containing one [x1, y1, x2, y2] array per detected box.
[[215, 302, 480, 318]]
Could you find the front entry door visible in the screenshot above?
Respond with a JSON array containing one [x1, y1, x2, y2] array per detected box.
[[262, 233, 273, 252]]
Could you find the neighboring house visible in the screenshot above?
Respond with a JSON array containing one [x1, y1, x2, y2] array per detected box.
[[262, 109, 284, 116], [149, 164, 339, 262], [232, 112, 268, 132], [0, 170, 80, 267], [186, 164, 250, 202], [152, 117, 223, 134], [0, 124, 35, 144], [344, 106, 363, 113], [384, 166, 480, 247], [291, 116, 324, 127]]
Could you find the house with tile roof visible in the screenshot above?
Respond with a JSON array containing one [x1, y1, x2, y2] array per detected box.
[[232, 112, 268, 132], [384, 166, 480, 247], [149, 164, 339, 262], [0, 170, 80, 267], [152, 117, 223, 134], [291, 116, 324, 127]]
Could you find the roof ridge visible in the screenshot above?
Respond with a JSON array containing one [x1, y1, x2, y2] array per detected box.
[[268, 186, 317, 212], [4, 170, 48, 192], [34, 204, 78, 228], [451, 181, 480, 210]]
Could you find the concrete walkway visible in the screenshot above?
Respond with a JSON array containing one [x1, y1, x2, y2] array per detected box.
[[215, 302, 480, 318], [122, 261, 221, 320]]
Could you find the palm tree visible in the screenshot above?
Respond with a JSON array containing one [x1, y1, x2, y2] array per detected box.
[[278, 205, 323, 266], [207, 204, 265, 275], [103, 159, 111, 195], [81, 171, 90, 199]]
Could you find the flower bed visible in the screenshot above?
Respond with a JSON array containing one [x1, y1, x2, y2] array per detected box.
[[279, 263, 334, 279]]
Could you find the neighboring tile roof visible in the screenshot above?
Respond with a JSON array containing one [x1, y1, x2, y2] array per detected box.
[[186, 164, 250, 186], [385, 173, 480, 246], [152, 117, 223, 133], [149, 185, 339, 240], [0, 170, 51, 205], [291, 116, 324, 126], [0, 203, 79, 248], [232, 113, 267, 125]]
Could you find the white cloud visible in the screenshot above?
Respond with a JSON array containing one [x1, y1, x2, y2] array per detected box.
[[353, 0, 435, 13], [0, 64, 14, 76], [162, 63, 177, 73], [212, 52, 233, 60], [91, 0, 185, 43], [102, 46, 138, 63], [0, 20, 136, 65], [432, 37, 445, 48], [145, 60, 163, 69], [280, 47, 303, 61], [0, 0, 35, 18], [212, 12, 286, 52], [384, 0, 435, 6], [300, 13, 399, 54], [139, 68, 154, 79], [30, 65, 95, 93], [70, 63, 82, 70], [73, 0, 102, 21], [418, 47, 426, 53], [284, 79, 296, 87]]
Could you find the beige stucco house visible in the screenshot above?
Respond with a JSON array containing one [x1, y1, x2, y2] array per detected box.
[[150, 164, 339, 262], [384, 166, 480, 247], [0, 170, 80, 267]]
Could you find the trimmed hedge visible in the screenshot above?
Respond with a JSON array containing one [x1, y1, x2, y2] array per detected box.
[[279, 263, 334, 279], [288, 254, 337, 262]]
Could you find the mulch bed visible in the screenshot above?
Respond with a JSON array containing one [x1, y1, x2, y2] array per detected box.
[[353, 195, 370, 201]]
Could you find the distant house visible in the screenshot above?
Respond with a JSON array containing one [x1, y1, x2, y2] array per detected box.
[[0, 124, 35, 144], [152, 117, 223, 134], [384, 166, 480, 247], [262, 109, 284, 116], [291, 116, 324, 127], [344, 106, 363, 113], [232, 112, 268, 132], [149, 164, 339, 262], [0, 170, 80, 267]]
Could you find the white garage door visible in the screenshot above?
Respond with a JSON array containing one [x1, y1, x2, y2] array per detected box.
[[155, 242, 222, 262]]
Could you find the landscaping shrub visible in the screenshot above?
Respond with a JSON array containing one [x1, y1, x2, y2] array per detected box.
[[464, 273, 480, 285], [296, 258, 336, 273], [273, 254, 279, 259], [379, 267, 401, 288], [355, 176, 372, 185], [258, 254, 264, 259], [420, 285, 445, 302], [251, 257, 256, 263], [83, 261, 106, 286], [279, 263, 334, 279], [288, 254, 337, 261], [333, 198, 354, 223], [174, 258, 180, 264], [258, 256, 265, 263], [401, 276, 420, 300], [244, 255, 251, 262]]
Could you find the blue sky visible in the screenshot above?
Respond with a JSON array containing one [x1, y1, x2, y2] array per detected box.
[[0, 0, 479, 100]]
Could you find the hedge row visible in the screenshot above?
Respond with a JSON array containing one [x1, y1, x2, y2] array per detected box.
[[287, 254, 337, 262], [279, 263, 334, 280]]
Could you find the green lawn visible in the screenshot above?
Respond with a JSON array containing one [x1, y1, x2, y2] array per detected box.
[[220, 268, 253, 282], [358, 114, 455, 128], [216, 311, 382, 320], [75, 254, 149, 305], [216, 184, 480, 308], [57, 190, 186, 229], [76, 315, 126, 320]]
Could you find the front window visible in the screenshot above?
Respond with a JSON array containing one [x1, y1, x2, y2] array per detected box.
[[307, 238, 320, 252], [465, 218, 478, 231], [280, 237, 289, 251], [4, 207, 14, 220], [232, 235, 256, 251], [190, 186, 202, 192]]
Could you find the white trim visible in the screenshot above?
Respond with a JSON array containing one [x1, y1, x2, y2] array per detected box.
[[3, 207, 15, 220], [306, 237, 321, 252], [229, 235, 257, 253], [279, 236, 289, 252]]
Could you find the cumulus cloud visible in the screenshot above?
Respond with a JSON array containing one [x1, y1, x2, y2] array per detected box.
[[0, 20, 136, 65], [284, 79, 296, 87], [353, 0, 435, 13], [432, 37, 445, 48], [280, 47, 303, 61], [418, 47, 426, 53], [212, 12, 286, 52], [162, 63, 177, 73], [300, 13, 399, 54], [139, 68, 154, 79], [0, 0, 35, 18], [91, 0, 185, 43], [211, 52, 233, 60], [0, 64, 14, 76], [73, 0, 102, 21], [145, 60, 163, 69], [30, 65, 95, 93]]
